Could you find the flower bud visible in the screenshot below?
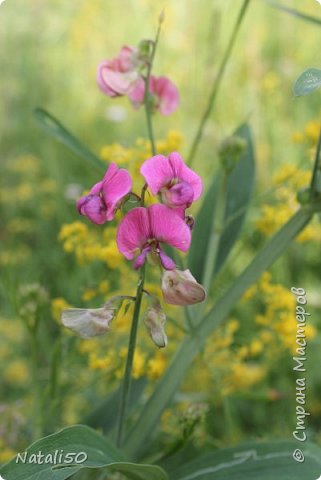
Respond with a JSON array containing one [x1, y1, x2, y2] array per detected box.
[[218, 135, 246, 174], [138, 39, 153, 62], [61, 299, 119, 338], [162, 269, 206, 306], [159, 9, 165, 24], [144, 303, 167, 348]]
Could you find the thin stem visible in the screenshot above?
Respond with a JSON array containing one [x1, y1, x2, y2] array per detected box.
[[310, 123, 321, 193], [143, 20, 162, 155], [29, 328, 43, 439], [116, 264, 146, 447], [141, 183, 148, 206], [187, 0, 251, 167]]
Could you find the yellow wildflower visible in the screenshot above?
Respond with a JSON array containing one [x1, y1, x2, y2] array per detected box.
[[147, 351, 167, 380], [82, 289, 97, 301], [51, 297, 71, 323], [4, 360, 29, 385], [7, 154, 40, 173], [132, 348, 146, 379]]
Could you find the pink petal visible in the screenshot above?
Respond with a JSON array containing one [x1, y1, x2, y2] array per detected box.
[[159, 249, 176, 270], [117, 45, 138, 72], [161, 181, 194, 207], [168, 152, 202, 201], [102, 162, 118, 183], [102, 163, 132, 220], [148, 204, 191, 253], [78, 195, 107, 225], [90, 180, 104, 195], [133, 246, 150, 270], [116, 207, 150, 259], [152, 76, 179, 116], [128, 77, 145, 109], [103, 69, 139, 95], [140, 155, 173, 195], [97, 61, 118, 97]]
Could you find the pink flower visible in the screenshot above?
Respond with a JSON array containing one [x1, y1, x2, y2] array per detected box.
[[140, 152, 202, 209], [97, 46, 141, 97], [129, 75, 179, 116], [162, 269, 206, 306], [77, 163, 132, 224], [116, 204, 191, 270]]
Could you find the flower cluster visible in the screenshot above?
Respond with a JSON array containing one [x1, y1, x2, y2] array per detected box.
[[97, 44, 179, 116], [62, 151, 206, 347]]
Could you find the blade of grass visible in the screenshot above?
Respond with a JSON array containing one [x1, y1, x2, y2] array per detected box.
[[265, 0, 321, 27], [34, 108, 106, 173]]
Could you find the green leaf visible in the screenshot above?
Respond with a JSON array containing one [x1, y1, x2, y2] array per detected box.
[[188, 124, 255, 282], [124, 208, 314, 459], [266, 0, 321, 27], [34, 108, 106, 173], [0, 425, 168, 480], [170, 441, 321, 479], [293, 68, 321, 97]]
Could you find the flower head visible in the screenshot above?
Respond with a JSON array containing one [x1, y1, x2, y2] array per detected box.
[[77, 163, 132, 224], [116, 204, 191, 270], [162, 269, 206, 306], [97, 46, 141, 97], [129, 75, 179, 116], [140, 152, 202, 209]]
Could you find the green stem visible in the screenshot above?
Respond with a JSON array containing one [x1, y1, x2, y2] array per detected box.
[[116, 265, 146, 447], [187, 0, 251, 167], [143, 19, 162, 156], [49, 336, 61, 404], [310, 124, 321, 193], [144, 99, 156, 156], [29, 329, 43, 439]]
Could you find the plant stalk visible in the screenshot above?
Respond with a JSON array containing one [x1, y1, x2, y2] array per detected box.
[[143, 18, 162, 156], [116, 264, 146, 447], [310, 124, 321, 193]]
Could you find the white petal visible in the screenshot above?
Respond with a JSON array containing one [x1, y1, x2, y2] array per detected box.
[[61, 307, 113, 338]]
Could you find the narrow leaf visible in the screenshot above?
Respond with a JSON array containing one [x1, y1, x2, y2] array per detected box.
[[293, 68, 321, 97], [0, 425, 168, 480], [34, 108, 106, 173], [266, 0, 321, 27], [170, 441, 321, 480]]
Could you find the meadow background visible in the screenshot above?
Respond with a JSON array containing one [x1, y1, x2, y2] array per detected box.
[[1, 0, 321, 467]]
